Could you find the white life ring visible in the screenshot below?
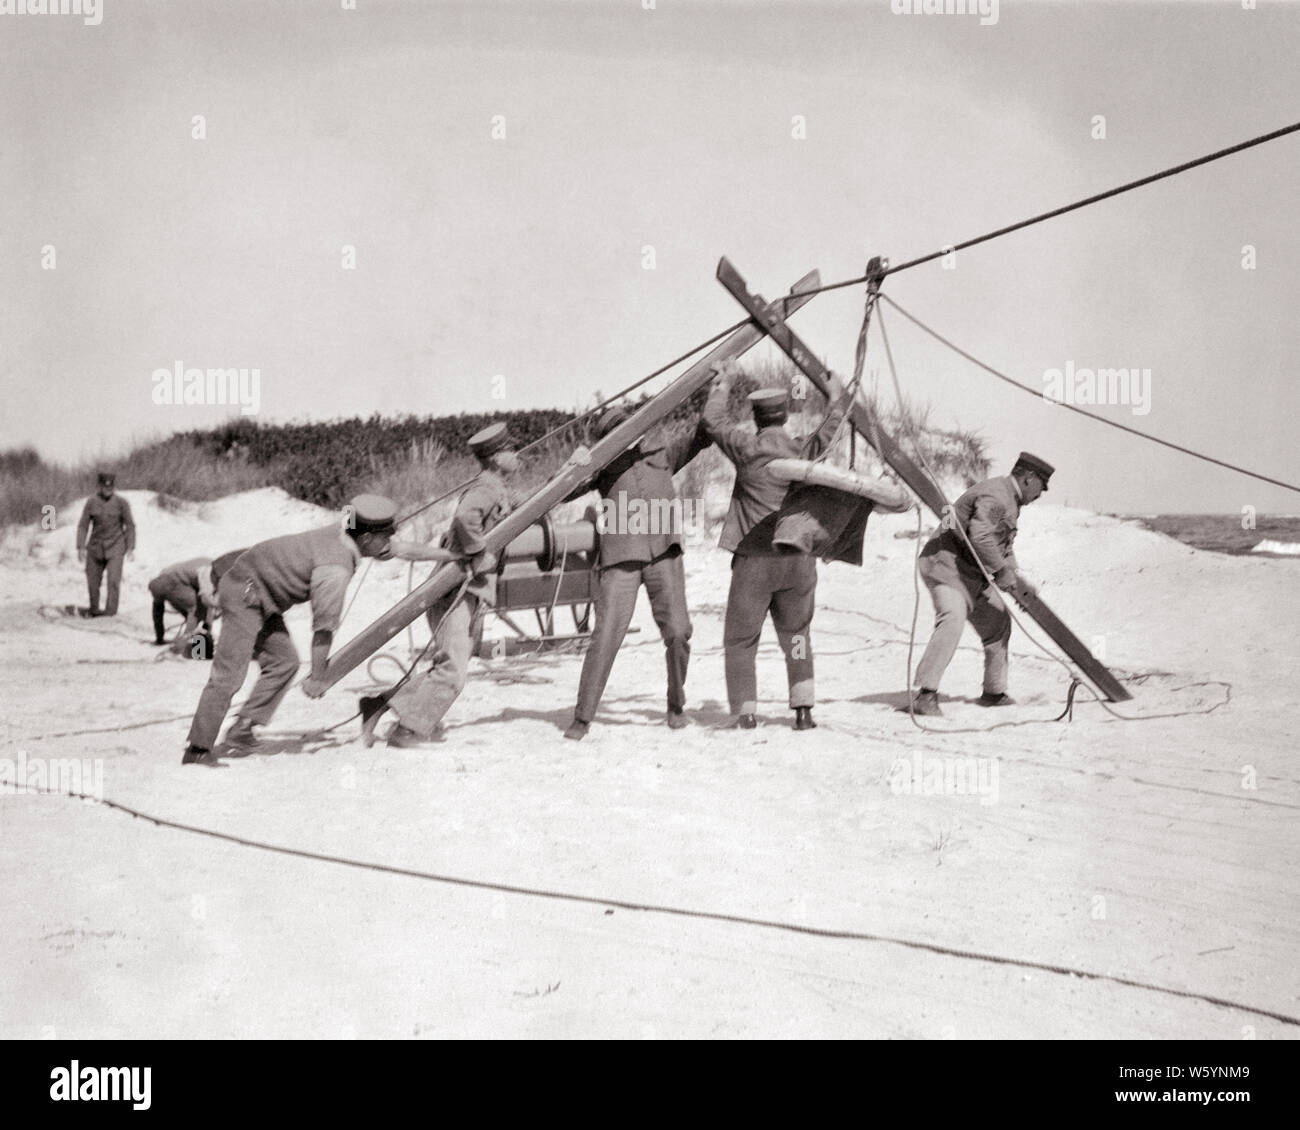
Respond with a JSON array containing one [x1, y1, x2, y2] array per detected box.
[[767, 458, 912, 512]]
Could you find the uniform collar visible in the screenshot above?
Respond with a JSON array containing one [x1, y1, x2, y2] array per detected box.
[[1009, 474, 1024, 503], [339, 527, 362, 563]]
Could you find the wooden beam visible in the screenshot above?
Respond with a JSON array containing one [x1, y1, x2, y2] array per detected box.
[[318, 267, 824, 691], [716, 256, 1132, 703]]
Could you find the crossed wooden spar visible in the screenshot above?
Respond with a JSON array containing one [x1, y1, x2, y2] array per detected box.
[[715, 257, 1130, 702], [322, 260, 1130, 703], [318, 268, 823, 690]]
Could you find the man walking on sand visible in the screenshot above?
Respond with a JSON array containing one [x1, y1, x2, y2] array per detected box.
[[181, 495, 398, 765], [359, 423, 519, 748], [903, 452, 1053, 716], [76, 471, 135, 617], [560, 403, 712, 741]]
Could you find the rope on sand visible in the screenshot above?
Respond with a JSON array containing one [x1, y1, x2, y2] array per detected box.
[[875, 306, 1237, 733], [37, 603, 147, 643], [14, 782, 1300, 1030]]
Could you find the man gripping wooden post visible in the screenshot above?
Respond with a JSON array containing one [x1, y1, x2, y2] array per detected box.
[[181, 495, 400, 765], [358, 423, 520, 748], [559, 404, 713, 741], [315, 268, 825, 699], [715, 256, 1131, 704]]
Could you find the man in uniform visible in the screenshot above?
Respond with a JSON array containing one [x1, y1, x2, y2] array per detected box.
[[904, 452, 1053, 716], [76, 472, 135, 617], [560, 404, 712, 741], [359, 423, 519, 748], [182, 496, 398, 765], [149, 556, 216, 652], [209, 546, 250, 594], [702, 366, 847, 730]]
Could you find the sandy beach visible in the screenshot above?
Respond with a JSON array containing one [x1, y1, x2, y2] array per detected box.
[[2, 487, 1296, 1039]]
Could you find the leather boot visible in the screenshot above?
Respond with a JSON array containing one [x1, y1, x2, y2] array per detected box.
[[181, 744, 214, 766], [976, 691, 1016, 707], [359, 695, 390, 748], [899, 689, 942, 717], [224, 718, 261, 753], [386, 723, 437, 748]]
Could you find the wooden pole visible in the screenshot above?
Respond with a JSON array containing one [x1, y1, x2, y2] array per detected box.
[[318, 267, 824, 691], [715, 256, 1132, 703]]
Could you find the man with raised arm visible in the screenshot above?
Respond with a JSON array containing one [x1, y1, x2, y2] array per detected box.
[[560, 403, 712, 740], [702, 365, 850, 731]]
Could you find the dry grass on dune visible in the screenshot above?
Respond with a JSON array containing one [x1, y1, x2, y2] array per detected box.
[[0, 441, 277, 529], [1, 356, 987, 534]]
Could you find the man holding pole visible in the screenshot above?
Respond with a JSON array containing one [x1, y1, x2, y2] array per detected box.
[[359, 423, 519, 748], [904, 453, 1053, 716], [702, 365, 848, 731], [181, 495, 398, 765], [561, 405, 712, 740]]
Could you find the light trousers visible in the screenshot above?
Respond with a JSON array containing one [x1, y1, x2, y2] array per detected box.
[[388, 593, 480, 737], [914, 577, 1011, 695]]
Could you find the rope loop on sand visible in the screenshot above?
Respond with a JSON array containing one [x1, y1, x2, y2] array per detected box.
[[1054, 679, 1083, 723]]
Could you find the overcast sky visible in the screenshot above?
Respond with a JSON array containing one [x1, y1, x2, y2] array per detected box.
[[2, 0, 1297, 513]]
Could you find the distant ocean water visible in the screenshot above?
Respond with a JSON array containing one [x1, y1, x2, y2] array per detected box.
[[1126, 515, 1300, 559]]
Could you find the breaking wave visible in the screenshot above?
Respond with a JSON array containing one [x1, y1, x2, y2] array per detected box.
[[1250, 539, 1300, 556]]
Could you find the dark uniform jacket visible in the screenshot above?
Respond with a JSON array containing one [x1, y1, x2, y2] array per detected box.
[[567, 422, 712, 568], [150, 557, 214, 604], [77, 493, 136, 557], [919, 474, 1022, 598], [210, 547, 249, 591], [226, 525, 360, 632], [703, 384, 847, 555], [770, 471, 911, 565], [443, 471, 511, 599], [769, 490, 877, 566]]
